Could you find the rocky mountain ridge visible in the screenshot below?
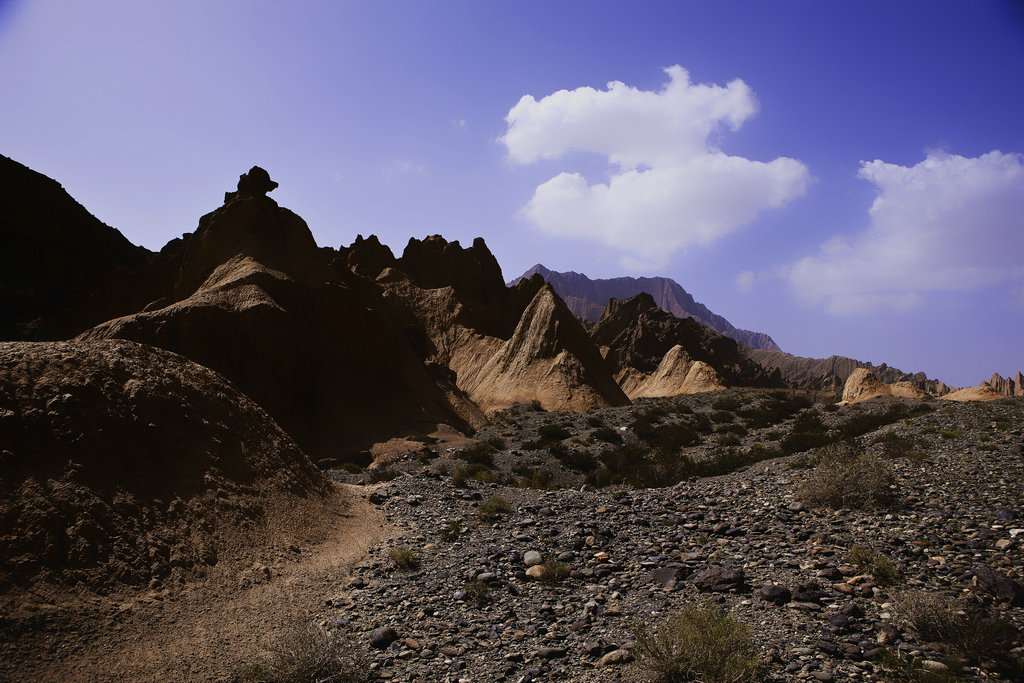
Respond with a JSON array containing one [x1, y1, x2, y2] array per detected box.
[[515, 264, 781, 351]]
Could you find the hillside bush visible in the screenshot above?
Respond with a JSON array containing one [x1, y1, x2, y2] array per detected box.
[[633, 603, 761, 683], [232, 620, 368, 683], [799, 442, 898, 510]]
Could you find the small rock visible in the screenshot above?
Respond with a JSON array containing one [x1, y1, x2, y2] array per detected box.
[[369, 626, 398, 650]]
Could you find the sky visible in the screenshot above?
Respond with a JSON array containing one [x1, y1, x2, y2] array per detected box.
[[1, 0, 1022, 387]]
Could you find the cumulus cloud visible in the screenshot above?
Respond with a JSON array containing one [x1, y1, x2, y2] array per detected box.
[[735, 270, 755, 293], [787, 150, 1024, 315], [501, 66, 811, 267]]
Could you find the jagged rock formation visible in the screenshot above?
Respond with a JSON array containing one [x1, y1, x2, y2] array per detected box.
[[984, 371, 1024, 397], [747, 348, 949, 396], [81, 169, 473, 465], [841, 368, 930, 403], [941, 385, 1007, 402], [0, 154, 182, 340], [373, 237, 629, 413], [591, 293, 782, 397], [515, 264, 781, 351], [0, 339, 332, 589], [627, 345, 727, 398]]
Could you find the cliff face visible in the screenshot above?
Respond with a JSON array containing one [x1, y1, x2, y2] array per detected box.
[[984, 371, 1024, 397], [515, 264, 781, 351]]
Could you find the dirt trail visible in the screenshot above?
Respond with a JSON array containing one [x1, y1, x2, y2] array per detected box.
[[1, 485, 391, 682]]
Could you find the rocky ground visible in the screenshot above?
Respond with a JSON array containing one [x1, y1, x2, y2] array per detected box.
[[323, 392, 1024, 682]]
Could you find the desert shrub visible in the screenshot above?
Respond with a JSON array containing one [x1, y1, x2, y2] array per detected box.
[[537, 559, 570, 585], [878, 650, 959, 683], [592, 426, 623, 444], [363, 466, 399, 484], [715, 433, 742, 447], [485, 436, 506, 450], [233, 619, 369, 683], [631, 419, 702, 452], [586, 415, 606, 428], [388, 546, 419, 570], [896, 591, 1015, 664], [455, 442, 496, 466], [338, 462, 363, 474], [838, 402, 932, 439], [711, 396, 742, 412], [528, 399, 544, 411], [633, 603, 761, 683], [799, 443, 898, 510], [464, 579, 491, 606], [550, 444, 597, 472], [778, 410, 833, 455], [710, 410, 736, 424], [589, 443, 696, 489], [451, 462, 495, 486], [847, 546, 900, 585], [737, 392, 812, 429], [714, 422, 748, 436], [939, 429, 962, 440], [537, 422, 572, 441], [513, 466, 553, 489], [477, 495, 513, 522], [873, 431, 921, 459]]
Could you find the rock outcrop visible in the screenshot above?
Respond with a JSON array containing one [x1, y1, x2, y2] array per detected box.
[[841, 368, 930, 403], [82, 170, 473, 465], [514, 264, 781, 351], [591, 293, 782, 396], [941, 385, 1007, 402], [0, 339, 332, 589], [376, 238, 628, 413], [984, 371, 1024, 397], [748, 348, 949, 396], [627, 345, 727, 398]]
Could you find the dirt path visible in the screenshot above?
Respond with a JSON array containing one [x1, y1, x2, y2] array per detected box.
[[1, 484, 391, 682]]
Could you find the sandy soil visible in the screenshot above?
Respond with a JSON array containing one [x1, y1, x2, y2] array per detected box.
[[0, 484, 390, 682]]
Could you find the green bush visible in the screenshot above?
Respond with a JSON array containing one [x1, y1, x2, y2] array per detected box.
[[232, 620, 369, 683], [799, 443, 898, 510], [847, 546, 900, 585], [455, 442, 496, 466], [451, 462, 495, 486], [388, 546, 419, 570], [537, 423, 572, 441], [737, 392, 812, 429], [633, 603, 761, 683], [513, 466, 553, 489], [477, 495, 513, 522], [537, 559, 570, 585], [592, 426, 623, 444], [586, 415, 606, 428]]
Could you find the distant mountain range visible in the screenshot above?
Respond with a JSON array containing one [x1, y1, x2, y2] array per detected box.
[[512, 264, 781, 351]]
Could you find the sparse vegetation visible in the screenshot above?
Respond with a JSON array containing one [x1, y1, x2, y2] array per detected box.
[[363, 466, 399, 484], [388, 546, 419, 570], [477, 494, 513, 522], [232, 619, 369, 683], [536, 559, 570, 585], [592, 426, 623, 444], [847, 545, 900, 585], [873, 430, 922, 459], [464, 579, 492, 606], [455, 442, 496, 466], [799, 441, 898, 510], [451, 462, 495, 486], [895, 590, 1017, 670], [633, 603, 761, 683], [736, 392, 812, 429]]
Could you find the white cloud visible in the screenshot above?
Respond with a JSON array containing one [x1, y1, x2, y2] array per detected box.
[[502, 66, 811, 267], [383, 160, 429, 180], [735, 270, 755, 293], [787, 150, 1024, 315]]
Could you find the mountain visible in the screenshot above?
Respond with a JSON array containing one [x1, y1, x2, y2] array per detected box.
[[590, 293, 783, 398], [746, 348, 950, 395], [514, 264, 781, 351], [984, 371, 1024, 397], [0, 153, 182, 340], [79, 168, 474, 466]]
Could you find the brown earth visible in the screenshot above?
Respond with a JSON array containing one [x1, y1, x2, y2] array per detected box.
[[0, 338, 388, 681], [941, 385, 1007, 402], [841, 367, 930, 404]]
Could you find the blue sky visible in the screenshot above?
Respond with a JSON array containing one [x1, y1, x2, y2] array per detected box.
[[2, 0, 1022, 387]]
